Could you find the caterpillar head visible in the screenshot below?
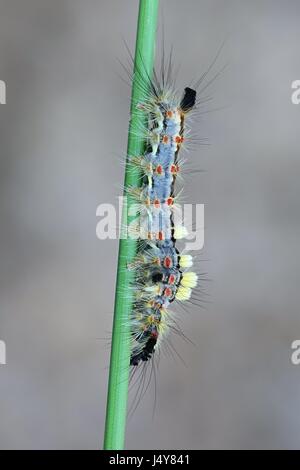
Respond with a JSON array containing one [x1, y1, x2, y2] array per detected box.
[[180, 87, 196, 112]]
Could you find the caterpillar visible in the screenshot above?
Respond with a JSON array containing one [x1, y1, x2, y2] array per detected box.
[[126, 67, 199, 367]]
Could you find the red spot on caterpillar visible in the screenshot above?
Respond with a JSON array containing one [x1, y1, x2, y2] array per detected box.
[[156, 164, 163, 175], [154, 199, 160, 209], [175, 135, 184, 144], [151, 330, 158, 339], [169, 274, 176, 284], [167, 110, 173, 118], [170, 164, 179, 175], [157, 231, 164, 241], [164, 287, 172, 298], [162, 135, 169, 144], [167, 197, 174, 206], [163, 256, 172, 268]]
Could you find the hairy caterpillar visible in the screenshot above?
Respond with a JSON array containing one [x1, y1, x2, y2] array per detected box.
[[125, 62, 199, 368], [115, 36, 225, 387]]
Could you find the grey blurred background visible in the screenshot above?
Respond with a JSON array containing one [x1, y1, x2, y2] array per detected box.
[[0, 0, 300, 449]]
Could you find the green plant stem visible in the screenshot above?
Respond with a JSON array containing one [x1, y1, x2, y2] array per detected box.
[[103, 0, 159, 450]]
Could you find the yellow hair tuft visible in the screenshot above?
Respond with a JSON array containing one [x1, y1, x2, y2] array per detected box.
[[179, 254, 193, 268], [174, 225, 188, 239], [181, 272, 198, 288], [175, 286, 192, 301]]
